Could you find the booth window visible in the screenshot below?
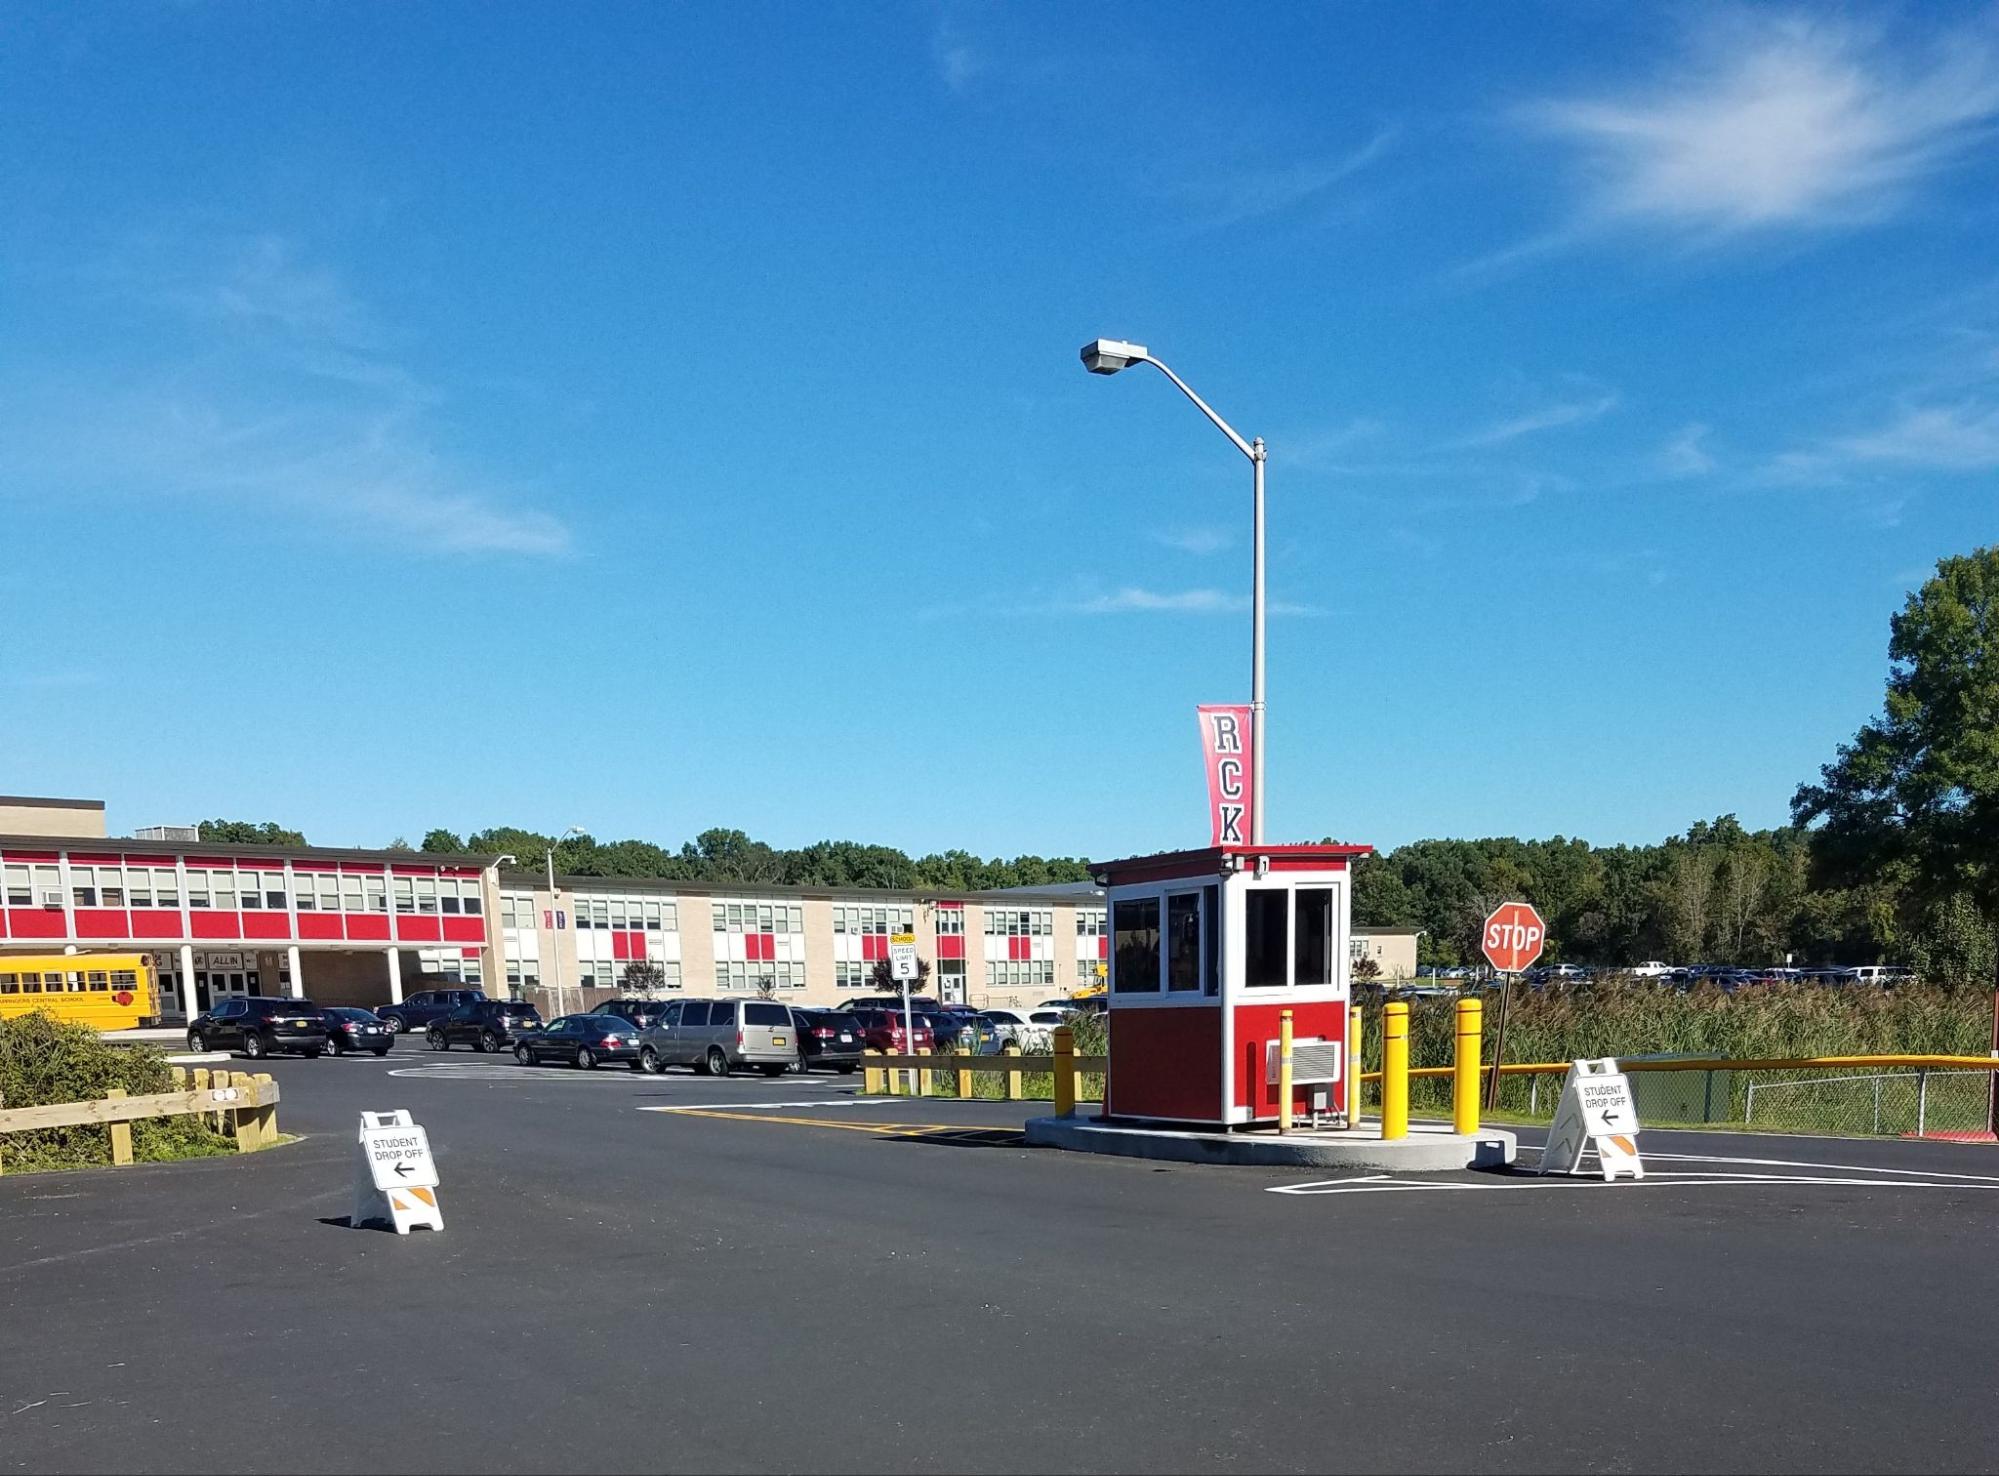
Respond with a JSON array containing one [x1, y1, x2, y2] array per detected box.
[[1244, 889, 1288, 987], [1202, 885, 1219, 995], [1112, 897, 1160, 992], [1294, 888, 1333, 986], [1166, 892, 1202, 992]]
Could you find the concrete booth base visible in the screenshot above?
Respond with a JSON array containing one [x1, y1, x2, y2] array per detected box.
[[1024, 1115, 1517, 1172]]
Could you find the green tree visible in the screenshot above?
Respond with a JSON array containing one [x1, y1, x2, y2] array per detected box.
[[620, 960, 667, 995], [1794, 546, 1999, 978], [198, 819, 306, 846], [420, 828, 467, 853]]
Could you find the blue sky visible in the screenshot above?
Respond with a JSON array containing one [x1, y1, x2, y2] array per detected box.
[[3, 3, 1997, 857]]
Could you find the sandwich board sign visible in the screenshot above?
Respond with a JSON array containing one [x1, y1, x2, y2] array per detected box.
[[889, 932, 919, 984], [353, 1109, 444, 1233], [1538, 1058, 1644, 1181]]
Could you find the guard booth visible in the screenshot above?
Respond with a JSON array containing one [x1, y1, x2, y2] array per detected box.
[[1098, 844, 1369, 1127]]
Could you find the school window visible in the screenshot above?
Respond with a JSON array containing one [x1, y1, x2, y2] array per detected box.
[[128, 871, 152, 908], [592, 900, 609, 928], [985, 960, 1056, 991], [4, 865, 30, 906], [439, 878, 462, 914], [317, 873, 339, 911], [984, 908, 1052, 938], [459, 881, 482, 916], [341, 873, 365, 912], [34, 865, 60, 907], [240, 872, 264, 909], [836, 960, 871, 991], [213, 872, 236, 910], [156, 869, 180, 908], [1076, 909, 1106, 937], [71, 866, 97, 908], [186, 871, 211, 908], [100, 868, 126, 907], [835, 905, 911, 935], [934, 906, 964, 936], [266, 876, 287, 910], [393, 878, 414, 914], [366, 875, 388, 912], [416, 877, 438, 914], [294, 874, 316, 910], [716, 897, 804, 933], [716, 959, 805, 992]]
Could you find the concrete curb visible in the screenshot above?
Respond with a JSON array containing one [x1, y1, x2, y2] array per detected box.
[[1025, 1115, 1517, 1171]]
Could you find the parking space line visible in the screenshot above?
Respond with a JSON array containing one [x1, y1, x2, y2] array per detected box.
[[670, 1110, 968, 1136], [639, 1098, 895, 1112]]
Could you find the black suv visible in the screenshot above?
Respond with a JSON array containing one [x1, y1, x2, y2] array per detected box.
[[588, 998, 673, 1030], [378, 988, 486, 1034], [427, 999, 542, 1053], [188, 996, 329, 1060]]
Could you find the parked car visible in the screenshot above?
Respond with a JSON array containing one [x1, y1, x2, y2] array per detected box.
[[588, 997, 674, 1030], [924, 1010, 1000, 1054], [979, 1007, 1069, 1046], [1841, 966, 1915, 987], [637, 998, 797, 1077], [427, 999, 543, 1053], [187, 996, 328, 1060], [515, 1013, 642, 1069], [1629, 961, 1673, 978], [790, 1007, 863, 1073], [322, 1006, 395, 1056], [838, 995, 942, 1013], [843, 1007, 934, 1056], [378, 988, 486, 1034]]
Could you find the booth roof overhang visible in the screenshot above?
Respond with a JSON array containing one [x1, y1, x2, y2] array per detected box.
[[1093, 843, 1374, 888]]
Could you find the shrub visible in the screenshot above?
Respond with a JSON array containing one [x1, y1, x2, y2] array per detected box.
[[0, 1010, 234, 1172]]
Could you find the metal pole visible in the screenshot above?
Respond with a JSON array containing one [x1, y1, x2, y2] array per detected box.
[[1250, 438, 1266, 846], [902, 981, 917, 1099], [1485, 975, 1513, 1110], [1917, 1069, 1929, 1138], [1277, 1008, 1294, 1134]]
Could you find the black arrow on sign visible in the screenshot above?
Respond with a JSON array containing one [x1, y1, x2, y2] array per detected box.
[[394, 1160, 414, 1178]]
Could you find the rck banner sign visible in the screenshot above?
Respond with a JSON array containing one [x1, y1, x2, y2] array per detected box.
[[1197, 704, 1254, 847]]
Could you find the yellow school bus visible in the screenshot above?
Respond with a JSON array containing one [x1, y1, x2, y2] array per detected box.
[[0, 953, 158, 1031]]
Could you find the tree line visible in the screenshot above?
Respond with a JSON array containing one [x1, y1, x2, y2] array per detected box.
[[199, 546, 1999, 990]]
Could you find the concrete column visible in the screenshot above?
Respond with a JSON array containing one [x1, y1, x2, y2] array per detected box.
[[386, 947, 404, 1006], [178, 943, 198, 1020], [287, 944, 304, 999]]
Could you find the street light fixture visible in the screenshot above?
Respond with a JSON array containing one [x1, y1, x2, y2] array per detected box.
[[1080, 338, 1268, 843]]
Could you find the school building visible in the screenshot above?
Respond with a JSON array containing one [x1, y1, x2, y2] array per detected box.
[[0, 795, 1417, 1020]]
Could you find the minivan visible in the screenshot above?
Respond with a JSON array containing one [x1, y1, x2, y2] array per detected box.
[[637, 998, 797, 1077]]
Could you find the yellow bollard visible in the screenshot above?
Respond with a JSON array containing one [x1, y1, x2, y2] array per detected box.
[[1382, 1000, 1409, 1140], [1454, 996, 1482, 1136], [1345, 1002, 1364, 1126], [1053, 1026, 1075, 1118], [1277, 1009, 1294, 1134], [864, 1049, 884, 1096]]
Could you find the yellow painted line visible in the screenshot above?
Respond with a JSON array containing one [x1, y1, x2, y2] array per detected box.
[[684, 1110, 966, 1135]]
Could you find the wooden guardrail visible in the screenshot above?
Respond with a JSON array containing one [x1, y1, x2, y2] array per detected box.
[[0, 1067, 281, 1174], [864, 1041, 1109, 1103]]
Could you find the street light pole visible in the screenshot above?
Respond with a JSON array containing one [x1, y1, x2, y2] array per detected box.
[[1082, 338, 1266, 843]]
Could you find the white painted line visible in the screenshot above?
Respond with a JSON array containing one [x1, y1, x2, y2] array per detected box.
[[641, 1098, 899, 1113], [1637, 1150, 1999, 1185], [1269, 1170, 1999, 1197]]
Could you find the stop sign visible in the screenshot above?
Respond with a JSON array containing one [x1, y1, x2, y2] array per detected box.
[[1481, 901, 1546, 974]]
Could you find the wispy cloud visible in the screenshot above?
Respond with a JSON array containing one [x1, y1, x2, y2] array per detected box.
[[1453, 390, 1620, 448], [1151, 525, 1234, 556], [1172, 125, 1400, 229], [1659, 422, 1717, 477], [1834, 402, 1999, 470], [6, 231, 571, 558], [1031, 586, 1322, 617], [1477, 14, 1999, 272]]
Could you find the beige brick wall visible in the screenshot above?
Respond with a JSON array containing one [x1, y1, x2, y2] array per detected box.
[[0, 799, 106, 838], [801, 896, 837, 1003]]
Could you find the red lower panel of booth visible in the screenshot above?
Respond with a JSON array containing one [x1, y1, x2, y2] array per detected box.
[[1106, 1006, 1222, 1122], [1232, 1001, 1347, 1118]]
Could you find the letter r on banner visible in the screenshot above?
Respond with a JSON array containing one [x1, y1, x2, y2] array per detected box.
[[1197, 704, 1256, 848]]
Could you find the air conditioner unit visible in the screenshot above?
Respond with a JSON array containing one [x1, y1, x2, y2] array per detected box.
[[135, 825, 200, 842], [43, 891, 64, 908]]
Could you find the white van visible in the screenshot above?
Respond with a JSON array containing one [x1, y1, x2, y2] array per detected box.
[[1629, 962, 1672, 978]]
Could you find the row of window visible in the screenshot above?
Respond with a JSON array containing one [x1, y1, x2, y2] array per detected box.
[[831, 905, 912, 936], [715, 901, 805, 934], [986, 909, 1053, 938], [6, 862, 483, 917], [986, 960, 1057, 990], [577, 896, 677, 931], [717, 959, 807, 991], [1077, 909, 1106, 937], [935, 906, 964, 936], [0, 968, 140, 994]]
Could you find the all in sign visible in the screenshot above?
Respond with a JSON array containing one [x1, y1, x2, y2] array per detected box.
[[1540, 1058, 1645, 1181], [353, 1109, 443, 1233], [1480, 901, 1546, 974]]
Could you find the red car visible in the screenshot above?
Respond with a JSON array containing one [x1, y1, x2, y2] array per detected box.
[[845, 1007, 934, 1054]]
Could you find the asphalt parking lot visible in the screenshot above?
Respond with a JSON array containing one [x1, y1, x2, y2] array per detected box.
[[5, 1045, 1999, 1475]]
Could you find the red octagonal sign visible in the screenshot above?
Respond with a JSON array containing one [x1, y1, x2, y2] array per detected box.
[[1481, 901, 1546, 974]]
